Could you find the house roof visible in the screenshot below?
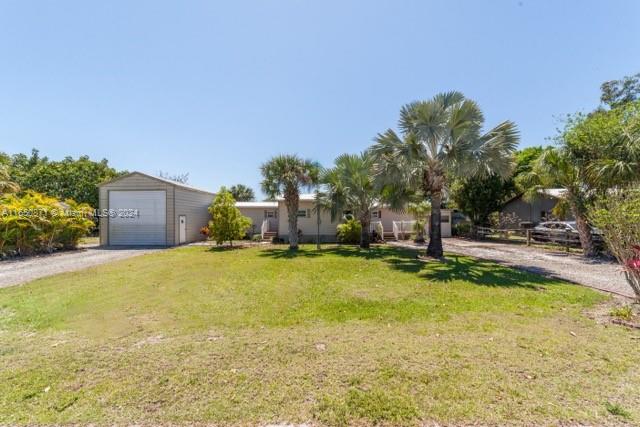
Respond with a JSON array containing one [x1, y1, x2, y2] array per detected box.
[[540, 188, 567, 199], [100, 171, 216, 196], [502, 187, 567, 206], [235, 201, 278, 208], [275, 193, 317, 201]]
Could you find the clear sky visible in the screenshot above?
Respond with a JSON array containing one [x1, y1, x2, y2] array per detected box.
[[1, 1, 639, 196]]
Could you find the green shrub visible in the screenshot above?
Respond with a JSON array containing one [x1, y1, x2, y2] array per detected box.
[[251, 234, 262, 242], [0, 191, 93, 256], [453, 222, 472, 236], [605, 402, 631, 419], [337, 218, 362, 244], [610, 305, 633, 321], [208, 190, 251, 246]]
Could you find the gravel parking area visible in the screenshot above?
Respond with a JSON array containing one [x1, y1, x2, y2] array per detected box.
[[0, 245, 164, 288], [392, 238, 635, 299]]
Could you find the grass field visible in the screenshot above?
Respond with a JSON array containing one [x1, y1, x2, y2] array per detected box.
[[1, 244, 639, 426]]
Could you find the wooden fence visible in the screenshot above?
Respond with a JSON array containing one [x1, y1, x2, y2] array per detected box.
[[474, 226, 602, 251]]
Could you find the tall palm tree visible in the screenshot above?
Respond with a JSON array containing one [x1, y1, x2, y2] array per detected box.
[[229, 184, 255, 202], [517, 147, 597, 257], [0, 165, 19, 195], [371, 92, 519, 258], [261, 155, 320, 250], [321, 152, 378, 248]]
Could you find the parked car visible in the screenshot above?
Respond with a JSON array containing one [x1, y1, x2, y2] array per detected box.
[[532, 221, 603, 246]]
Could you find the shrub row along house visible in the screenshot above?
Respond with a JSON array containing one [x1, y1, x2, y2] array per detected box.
[[98, 171, 451, 246]]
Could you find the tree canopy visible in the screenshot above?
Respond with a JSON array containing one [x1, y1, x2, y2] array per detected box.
[[229, 184, 255, 202], [1, 149, 123, 208], [261, 154, 320, 249], [600, 72, 640, 109], [207, 190, 251, 246], [371, 91, 519, 258]]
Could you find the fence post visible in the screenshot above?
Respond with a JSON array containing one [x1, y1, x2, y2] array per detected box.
[[565, 230, 570, 252], [526, 229, 531, 246]]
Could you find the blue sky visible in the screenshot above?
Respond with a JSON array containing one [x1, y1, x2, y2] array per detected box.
[[1, 1, 639, 196]]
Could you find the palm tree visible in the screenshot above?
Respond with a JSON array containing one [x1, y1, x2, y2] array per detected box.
[[229, 184, 255, 202], [261, 155, 320, 250], [371, 92, 519, 258], [517, 147, 597, 257], [321, 152, 378, 248], [0, 165, 19, 195], [407, 201, 431, 243]]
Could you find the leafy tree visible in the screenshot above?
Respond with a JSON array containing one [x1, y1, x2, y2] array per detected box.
[[450, 174, 508, 227], [591, 189, 640, 301], [371, 92, 519, 258], [260, 154, 320, 250], [600, 72, 640, 108], [4, 149, 122, 208], [229, 184, 255, 202], [563, 100, 640, 190], [159, 171, 189, 184], [514, 146, 544, 176], [207, 190, 251, 246], [321, 152, 378, 248]]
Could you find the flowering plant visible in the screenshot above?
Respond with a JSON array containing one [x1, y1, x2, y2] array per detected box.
[[626, 245, 640, 271]]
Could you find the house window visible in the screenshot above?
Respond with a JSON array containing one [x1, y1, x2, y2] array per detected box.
[[372, 210, 382, 219], [297, 209, 308, 218]]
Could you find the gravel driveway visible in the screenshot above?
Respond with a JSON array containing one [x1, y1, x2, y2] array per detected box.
[[392, 238, 635, 299], [0, 245, 164, 288]]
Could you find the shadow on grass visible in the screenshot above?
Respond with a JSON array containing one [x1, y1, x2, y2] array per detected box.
[[258, 245, 404, 260], [416, 254, 554, 289], [259, 244, 556, 290], [207, 245, 251, 253]]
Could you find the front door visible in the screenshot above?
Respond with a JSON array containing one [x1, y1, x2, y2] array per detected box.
[[265, 210, 278, 230], [179, 215, 186, 244]]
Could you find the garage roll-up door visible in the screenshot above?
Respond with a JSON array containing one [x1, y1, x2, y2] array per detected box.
[[108, 191, 166, 245]]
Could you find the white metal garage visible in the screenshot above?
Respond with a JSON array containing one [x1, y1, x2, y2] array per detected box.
[[99, 172, 216, 247], [108, 190, 167, 245]]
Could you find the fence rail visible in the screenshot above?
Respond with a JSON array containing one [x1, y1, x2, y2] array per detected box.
[[474, 226, 602, 251]]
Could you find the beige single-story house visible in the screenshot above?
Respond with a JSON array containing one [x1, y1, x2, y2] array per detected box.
[[500, 188, 571, 226], [99, 173, 452, 246], [237, 194, 452, 242], [99, 172, 215, 246], [235, 201, 279, 237]]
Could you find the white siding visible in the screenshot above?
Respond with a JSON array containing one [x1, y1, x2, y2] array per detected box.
[[100, 173, 175, 246], [237, 206, 279, 236], [277, 200, 338, 241], [108, 191, 167, 245], [174, 187, 215, 244]]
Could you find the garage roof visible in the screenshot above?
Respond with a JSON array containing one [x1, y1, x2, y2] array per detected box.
[[236, 201, 278, 208], [100, 171, 216, 196]]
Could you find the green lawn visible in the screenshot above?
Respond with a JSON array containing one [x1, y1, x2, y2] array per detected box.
[[1, 245, 639, 426]]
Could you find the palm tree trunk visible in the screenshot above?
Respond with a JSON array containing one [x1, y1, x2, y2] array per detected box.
[[360, 218, 370, 249], [426, 192, 443, 258], [287, 199, 299, 250], [565, 193, 595, 257], [572, 205, 596, 257]]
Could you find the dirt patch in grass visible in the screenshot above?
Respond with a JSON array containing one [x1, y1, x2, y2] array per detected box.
[[584, 296, 640, 329]]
